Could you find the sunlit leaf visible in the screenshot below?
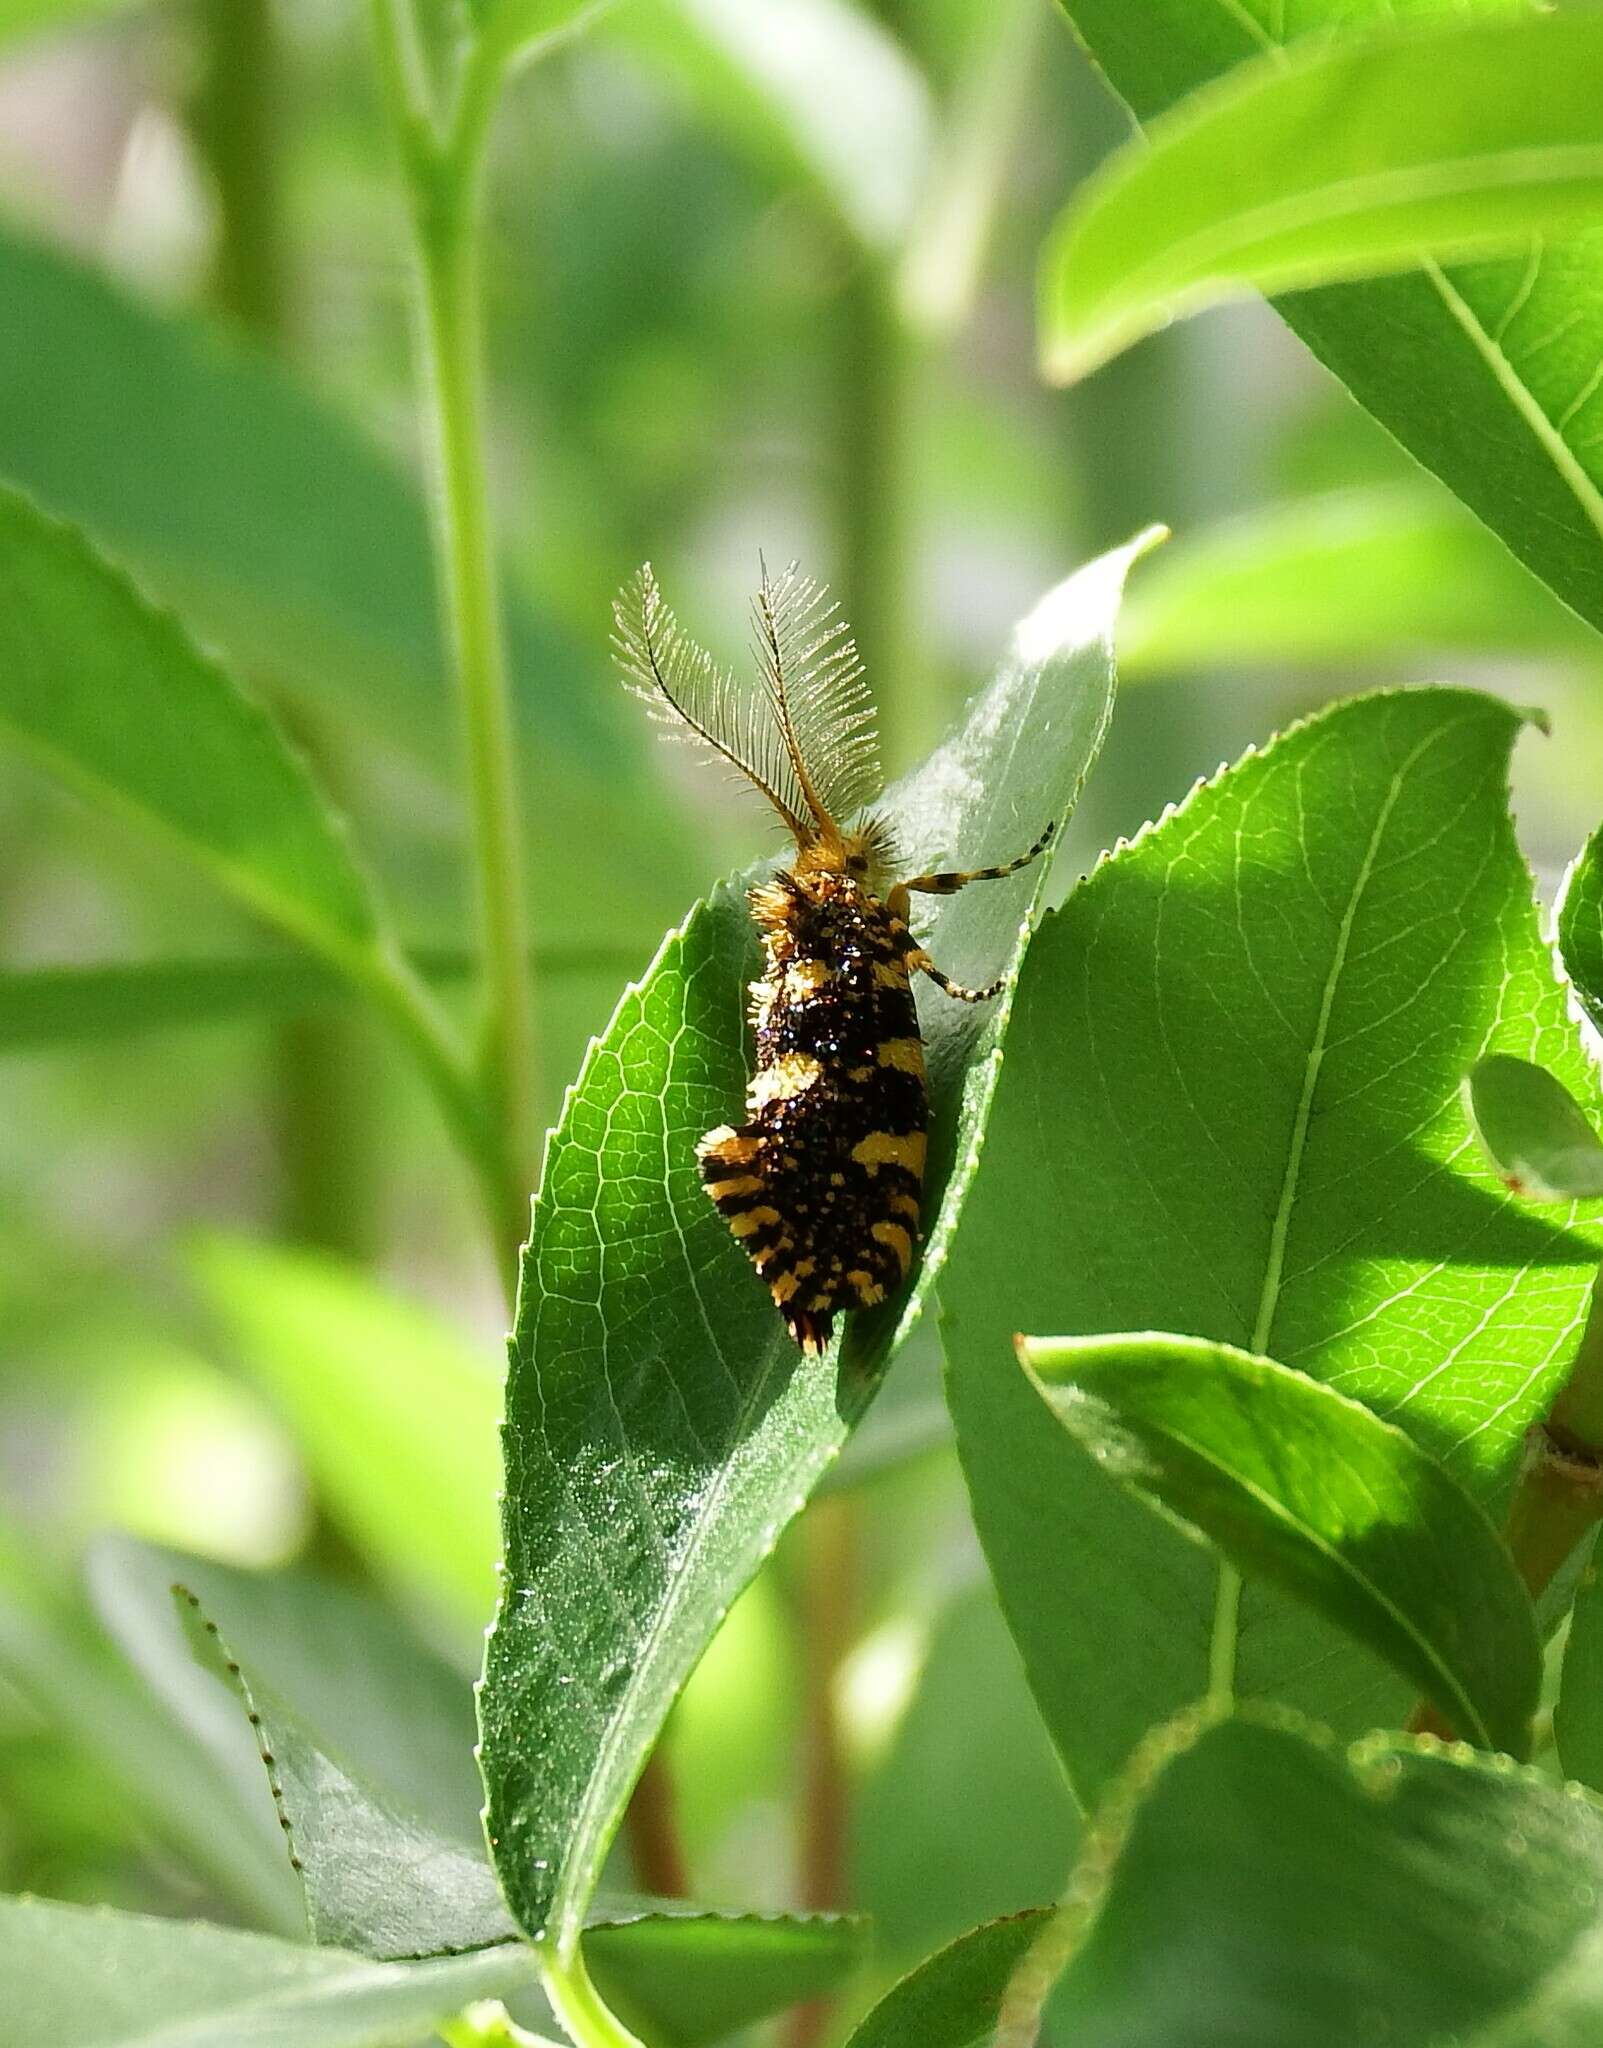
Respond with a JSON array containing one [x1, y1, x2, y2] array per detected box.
[[480, 534, 1160, 1950], [1041, 12, 1603, 382], [1024, 1333, 1541, 1754], [945, 687, 1603, 1801], [1054, 0, 1603, 649]]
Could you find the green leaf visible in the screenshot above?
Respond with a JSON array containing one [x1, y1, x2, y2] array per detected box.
[[1465, 1055, 1603, 1203], [584, 1910, 867, 2048], [1557, 1531, 1603, 1798], [191, 1238, 501, 1632], [842, 1910, 1051, 2048], [854, 1586, 1079, 1970], [480, 533, 1159, 1949], [0, 223, 606, 773], [90, 1538, 488, 1856], [167, 1579, 864, 2040], [0, 946, 636, 1052], [0, 224, 689, 948], [1117, 487, 1594, 677], [1041, 11, 1603, 382], [0, 1897, 535, 2048], [1037, 1711, 1603, 2046], [1559, 818, 1603, 1041], [0, 485, 381, 971], [944, 687, 1603, 1802], [1053, 0, 1603, 647], [614, 0, 934, 254], [1024, 1332, 1541, 1754], [172, 1581, 515, 1959], [0, 1544, 305, 1935]]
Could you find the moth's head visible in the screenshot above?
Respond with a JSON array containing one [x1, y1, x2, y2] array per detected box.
[[802, 813, 896, 894]]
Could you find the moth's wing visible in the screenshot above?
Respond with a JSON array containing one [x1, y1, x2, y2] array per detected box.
[[612, 564, 809, 838], [750, 562, 882, 829]]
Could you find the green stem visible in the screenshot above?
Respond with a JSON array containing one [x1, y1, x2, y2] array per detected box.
[[1207, 1564, 1241, 1710], [543, 1944, 650, 2048], [371, 0, 537, 1287], [834, 258, 925, 772], [362, 937, 521, 1257]]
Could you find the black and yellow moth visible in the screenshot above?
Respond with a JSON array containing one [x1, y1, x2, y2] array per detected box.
[[612, 561, 1051, 1354]]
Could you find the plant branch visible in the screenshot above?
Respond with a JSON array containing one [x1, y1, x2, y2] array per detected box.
[[370, 0, 538, 1288]]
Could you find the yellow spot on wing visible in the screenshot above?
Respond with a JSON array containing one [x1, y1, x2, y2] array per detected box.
[[876, 1037, 924, 1073], [872, 1220, 914, 1269], [846, 1269, 886, 1304], [851, 1131, 927, 1175], [706, 1175, 763, 1202], [750, 1053, 823, 1107], [872, 960, 908, 990], [699, 1126, 758, 1166], [785, 959, 832, 997], [770, 1271, 801, 1304], [730, 1206, 782, 1237]]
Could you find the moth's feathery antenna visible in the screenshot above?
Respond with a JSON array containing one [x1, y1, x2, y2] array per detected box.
[[751, 558, 881, 832], [612, 563, 810, 842]]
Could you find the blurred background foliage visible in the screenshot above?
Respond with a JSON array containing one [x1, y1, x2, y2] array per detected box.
[[1, 0, 1600, 2025]]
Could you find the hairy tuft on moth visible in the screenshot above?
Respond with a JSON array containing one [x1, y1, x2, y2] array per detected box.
[[613, 559, 1052, 1353]]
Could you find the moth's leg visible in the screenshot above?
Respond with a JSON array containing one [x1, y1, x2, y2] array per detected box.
[[884, 821, 1054, 1003], [907, 954, 1006, 1004], [885, 822, 1055, 919]]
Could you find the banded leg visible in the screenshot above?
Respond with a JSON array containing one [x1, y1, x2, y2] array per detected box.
[[889, 821, 1055, 910], [887, 821, 1055, 1005], [906, 953, 1006, 1004]]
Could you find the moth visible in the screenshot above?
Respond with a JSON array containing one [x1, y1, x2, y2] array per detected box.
[[612, 561, 1052, 1354]]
